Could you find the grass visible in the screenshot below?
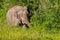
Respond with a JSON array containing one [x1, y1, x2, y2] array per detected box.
[[0, 24, 60, 40], [0, 0, 60, 40]]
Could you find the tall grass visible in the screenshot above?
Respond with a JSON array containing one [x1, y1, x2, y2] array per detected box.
[[0, 0, 60, 40]]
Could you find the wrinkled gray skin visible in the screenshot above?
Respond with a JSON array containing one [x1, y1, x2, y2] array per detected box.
[[7, 6, 29, 28]]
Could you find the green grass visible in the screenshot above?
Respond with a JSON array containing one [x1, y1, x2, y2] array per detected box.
[[0, 0, 60, 40], [0, 24, 60, 40]]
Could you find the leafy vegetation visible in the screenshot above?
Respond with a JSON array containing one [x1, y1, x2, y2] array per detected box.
[[0, 0, 59, 40]]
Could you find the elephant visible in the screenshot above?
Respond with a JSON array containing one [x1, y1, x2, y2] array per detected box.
[[7, 5, 30, 28]]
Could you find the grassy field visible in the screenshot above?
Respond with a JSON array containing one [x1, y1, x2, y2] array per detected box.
[[0, 24, 60, 40], [0, 0, 60, 40]]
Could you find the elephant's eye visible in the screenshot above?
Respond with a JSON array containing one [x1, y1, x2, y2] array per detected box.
[[27, 11, 28, 14]]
